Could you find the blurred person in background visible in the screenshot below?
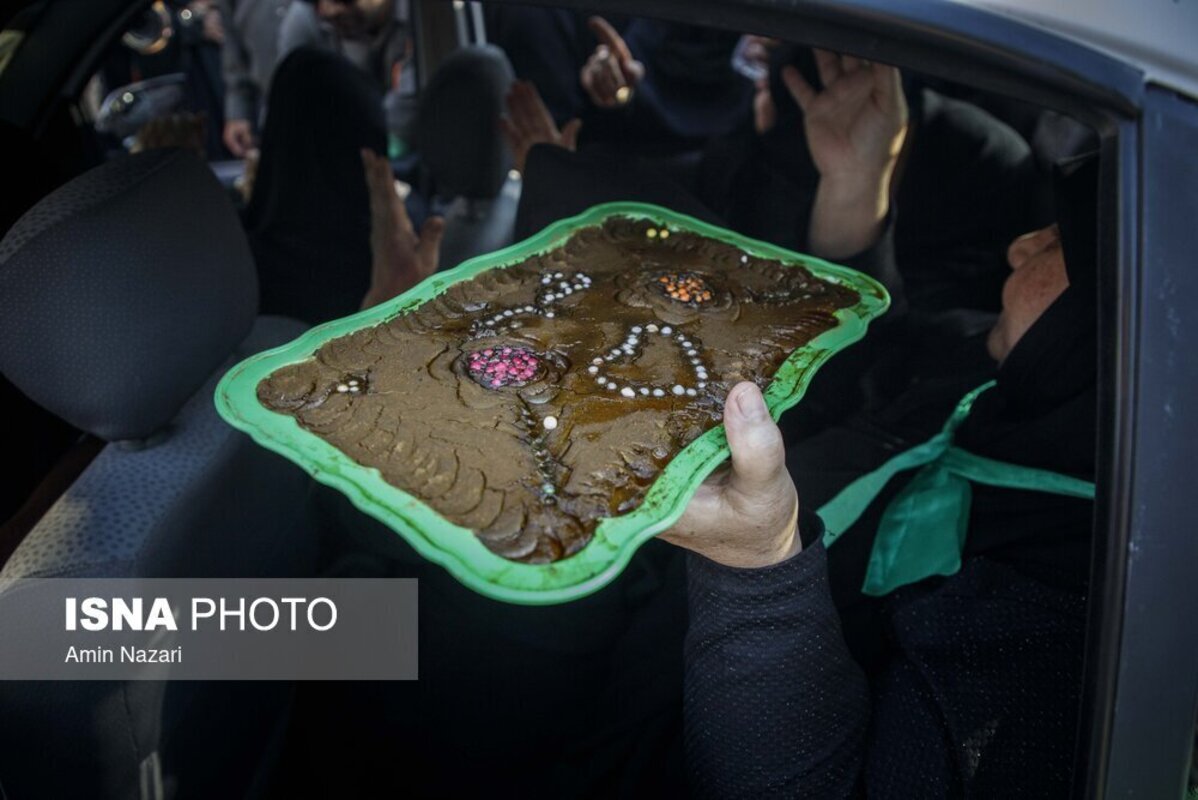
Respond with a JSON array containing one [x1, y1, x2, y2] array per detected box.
[[220, 0, 325, 157], [281, 0, 416, 142], [243, 46, 440, 324]]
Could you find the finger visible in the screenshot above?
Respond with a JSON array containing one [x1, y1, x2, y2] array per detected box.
[[873, 63, 906, 117], [416, 215, 445, 275], [366, 149, 411, 237], [590, 59, 618, 106], [781, 65, 816, 112], [505, 88, 527, 136], [841, 54, 863, 74], [753, 79, 777, 133], [560, 118, 582, 150], [506, 82, 531, 131], [514, 81, 549, 136], [603, 53, 627, 88], [723, 382, 787, 492], [225, 129, 244, 156], [825, 64, 875, 106], [498, 115, 522, 158], [367, 151, 390, 203], [588, 16, 633, 65], [360, 148, 381, 199], [582, 50, 620, 106], [390, 175, 415, 239], [364, 152, 394, 230], [525, 81, 557, 137], [601, 55, 627, 99], [812, 48, 841, 88]]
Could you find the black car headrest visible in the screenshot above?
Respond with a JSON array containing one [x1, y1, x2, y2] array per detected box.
[[414, 45, 514, 201], [0, 149, 258, 442]]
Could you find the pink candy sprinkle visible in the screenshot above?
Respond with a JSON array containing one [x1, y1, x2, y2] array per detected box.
[[467, 346, 542, 389]]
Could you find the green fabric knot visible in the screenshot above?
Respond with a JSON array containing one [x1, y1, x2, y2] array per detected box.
[[817, 381, 1096, 596]]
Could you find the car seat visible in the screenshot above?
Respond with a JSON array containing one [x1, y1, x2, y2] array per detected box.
[[413, 45, 521, 270], [0, 148, 318, 799]]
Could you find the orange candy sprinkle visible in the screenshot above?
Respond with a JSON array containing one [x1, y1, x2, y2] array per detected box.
[[656, 273, 714, 305]]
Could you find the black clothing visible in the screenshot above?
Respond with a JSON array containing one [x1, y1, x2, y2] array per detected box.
[[693, 362, 1094, 796], [284, 484, 688, 799], [685, 163, 1098, 794], [686, 533, 1087, 799], [245, 47, 386, 324]]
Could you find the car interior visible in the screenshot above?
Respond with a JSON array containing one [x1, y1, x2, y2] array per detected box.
[[0, 0, 1195, 798]]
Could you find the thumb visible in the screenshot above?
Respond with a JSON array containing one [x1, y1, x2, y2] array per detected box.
[[560, 118, 582, 150], [723, 382, 787, 493]]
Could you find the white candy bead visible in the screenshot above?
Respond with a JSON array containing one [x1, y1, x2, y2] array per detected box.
[[543, 416, 558, 430]]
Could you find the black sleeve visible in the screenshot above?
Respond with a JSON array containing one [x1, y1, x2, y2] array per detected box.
[[683, 511, 870, 799], [837, 214, 907, 320]]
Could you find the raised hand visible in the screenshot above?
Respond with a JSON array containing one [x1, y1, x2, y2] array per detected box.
[[658, 382, 801, 569], [360, 148, 444, 310], [579, 16, 645, 109], [499, 80, 582, 174], [782, 51, 908, 258], [782, 50, 907, 184]]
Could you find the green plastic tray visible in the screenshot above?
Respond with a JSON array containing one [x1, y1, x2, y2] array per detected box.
[[215, 202, 889, 605]]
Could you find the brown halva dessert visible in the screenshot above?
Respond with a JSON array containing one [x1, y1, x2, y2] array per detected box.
[[257, 218, 859, 563]]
